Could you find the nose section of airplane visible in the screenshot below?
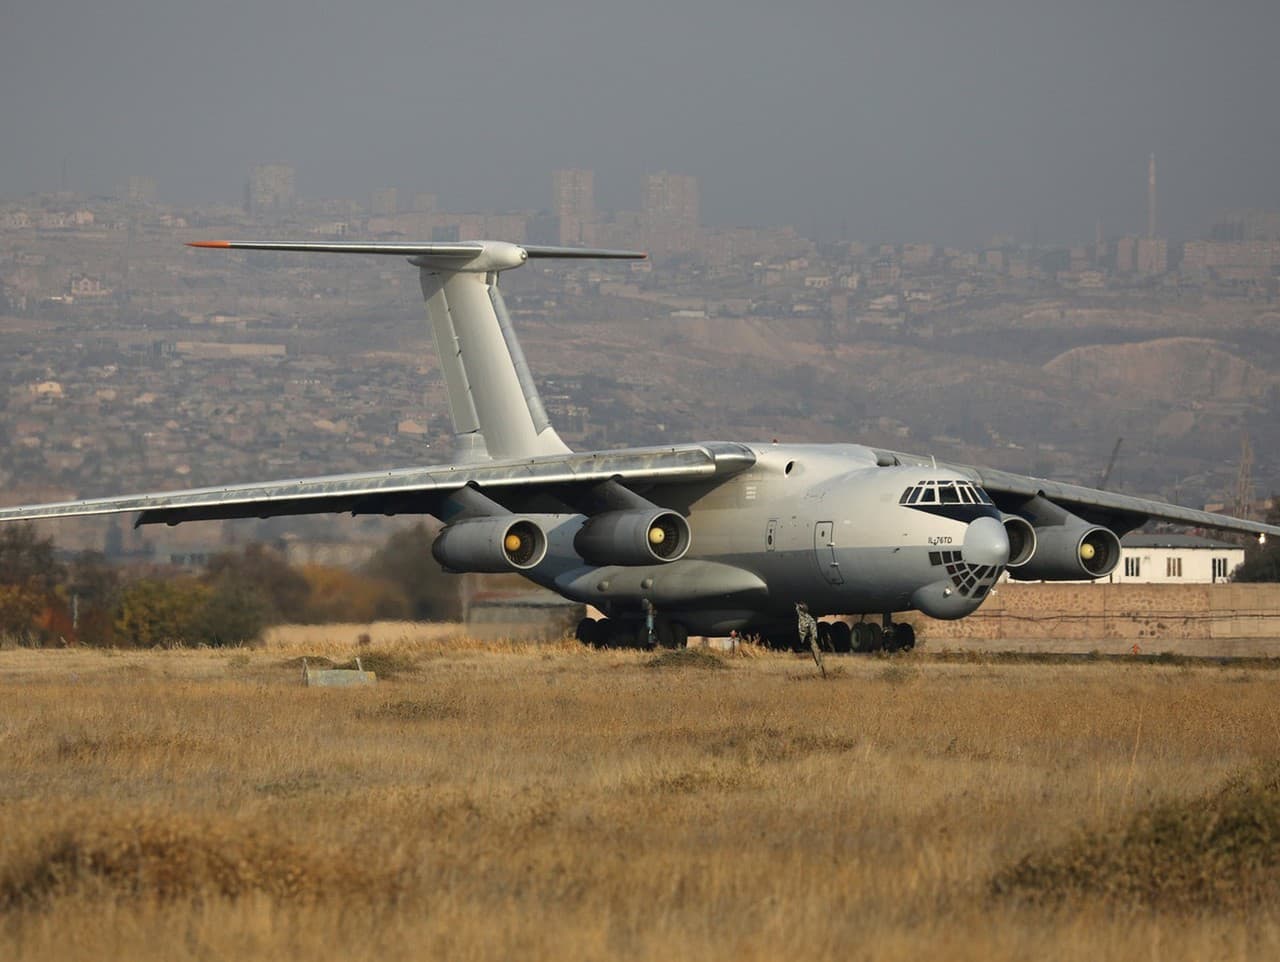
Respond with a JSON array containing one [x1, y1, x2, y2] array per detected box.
[[963, 516, 1010, 567]]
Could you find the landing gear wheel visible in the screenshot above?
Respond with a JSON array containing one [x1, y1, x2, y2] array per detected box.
[[816, 622, 833, 652], [885, 624, 916, 654], [853, 622, 884, 653], [601, 619, 636, 649], [830, 621, 852, 654], [669, 622, 689, 649], [575, 617, 601, 647]]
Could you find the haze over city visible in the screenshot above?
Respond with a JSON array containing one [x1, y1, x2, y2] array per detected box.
[[4, 0, 1279, 245]]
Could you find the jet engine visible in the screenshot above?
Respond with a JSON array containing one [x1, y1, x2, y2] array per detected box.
[[1012, 522, 1121, 581], [432, 517, 548, 572], [1001, 515, 1037, 569], [574, 509, 691, 566]]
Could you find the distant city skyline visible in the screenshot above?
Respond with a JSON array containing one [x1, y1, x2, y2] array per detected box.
[[4, 1, 1278, 246]]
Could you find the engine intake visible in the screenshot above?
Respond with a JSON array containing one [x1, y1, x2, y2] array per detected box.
[[432, 517, 548, 573], [1001, 515, 1037, 568], [1013, 523, 1121, 581], [574, 509, 691, 566]]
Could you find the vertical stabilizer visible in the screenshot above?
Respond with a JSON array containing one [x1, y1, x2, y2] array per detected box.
[[186, 239, 645, 462], [419, 269, 570, 460]]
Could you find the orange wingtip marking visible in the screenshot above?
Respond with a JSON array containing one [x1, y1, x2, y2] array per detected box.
[[186, 240, 231, 248]]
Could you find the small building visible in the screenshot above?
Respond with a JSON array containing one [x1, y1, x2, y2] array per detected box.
[[1110, 533, 1245, 585], [465, 589, 584, 641]]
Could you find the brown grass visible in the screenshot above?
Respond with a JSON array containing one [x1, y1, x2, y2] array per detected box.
[[1, 640, 1279, 960]]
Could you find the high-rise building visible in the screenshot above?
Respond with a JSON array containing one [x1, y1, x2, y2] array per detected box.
[[246, 164, 296, 216], [643, 172, 700, 257], [552, 169, 595, 245], [1136, 237, 1168, 275], [553, 169, 594, 222], [643, 172, 699, 230]]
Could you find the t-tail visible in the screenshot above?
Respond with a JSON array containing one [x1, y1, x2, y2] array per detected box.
[[187, 240, 646, 460]]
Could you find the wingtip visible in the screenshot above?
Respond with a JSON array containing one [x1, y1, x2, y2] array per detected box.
[[187, 240, 231, 248]]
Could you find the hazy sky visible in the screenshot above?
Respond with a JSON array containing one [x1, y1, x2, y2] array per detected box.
[[3, 0, 1278, 245]]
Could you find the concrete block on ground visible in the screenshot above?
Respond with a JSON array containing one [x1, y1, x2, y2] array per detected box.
[[303, 658, 377, 687]]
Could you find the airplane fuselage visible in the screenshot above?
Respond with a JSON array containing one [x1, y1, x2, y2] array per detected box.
[[517, 443, 1009, 636]]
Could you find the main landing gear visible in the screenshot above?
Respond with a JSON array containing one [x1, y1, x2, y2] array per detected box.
[[761, 616, 915, 654], [575, 616, 688, 650], [851, 616, 915, 653]]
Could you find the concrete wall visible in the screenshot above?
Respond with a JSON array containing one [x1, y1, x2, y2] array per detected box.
[[905, 583, 1280, 655]]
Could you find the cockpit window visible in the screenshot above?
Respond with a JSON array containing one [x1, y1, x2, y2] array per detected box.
[[901, 480, 995, 506]]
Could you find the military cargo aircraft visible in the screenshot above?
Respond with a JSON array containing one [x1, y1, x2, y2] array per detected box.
[[1, 240, 1275, 651]]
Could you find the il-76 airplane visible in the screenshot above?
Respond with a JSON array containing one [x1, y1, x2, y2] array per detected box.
[[1, 240, 1275, 651]]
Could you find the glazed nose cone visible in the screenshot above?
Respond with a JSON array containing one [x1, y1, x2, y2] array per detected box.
[[963, 516, 1010, 567]]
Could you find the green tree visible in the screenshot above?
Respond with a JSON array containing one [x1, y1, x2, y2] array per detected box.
[[203, 543, 310, 622], [113, 578, 210, 648], [190, 578, 272, 647], [0, 523, 62, 592], [0, 523, 65, 643], [1233, 496, 1280, 582], [67, 550, 120, 646], [300, 565, 408, 623], [363, 523, 461, 621]]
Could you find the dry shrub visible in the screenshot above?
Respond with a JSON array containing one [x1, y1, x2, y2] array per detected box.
[[276, 655, 336, 670], [333, 649, 419, 679], [0, 812, 405, 909], [991, 762, 1280, 912], [645, 648, 725, 671]]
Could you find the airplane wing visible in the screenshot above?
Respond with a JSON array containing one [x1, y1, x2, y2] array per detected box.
[[878, 448, 1278, 539], [0, 443, 755, 528], [969, 467, 1280, 538]]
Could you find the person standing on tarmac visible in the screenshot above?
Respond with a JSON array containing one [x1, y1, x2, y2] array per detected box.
[[796, 602, 825, 678]]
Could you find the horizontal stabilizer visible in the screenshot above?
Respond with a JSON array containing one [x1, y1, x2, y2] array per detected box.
[[188, 240, 645, 261]]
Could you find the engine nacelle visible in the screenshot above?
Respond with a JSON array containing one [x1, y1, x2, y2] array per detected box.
[[431, 517, 548, 573], [573, 509, 691, 566], [1012, 523, 1121, 581], [1002, 515, 1037, 568]]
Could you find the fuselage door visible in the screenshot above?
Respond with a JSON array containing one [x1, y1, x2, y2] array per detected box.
[[814, 520, 844, 585], [766, 519, 778, 552]]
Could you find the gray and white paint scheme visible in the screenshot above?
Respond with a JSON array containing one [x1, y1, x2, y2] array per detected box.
[[2, 240, 1275, 647]]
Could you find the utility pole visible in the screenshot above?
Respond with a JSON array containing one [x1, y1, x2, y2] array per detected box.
[[1235, 434, 1254, 520]]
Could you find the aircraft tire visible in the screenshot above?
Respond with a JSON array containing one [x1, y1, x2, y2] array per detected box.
[[575, 617, 600, 647], [867, 623, 885, 652], [670, 622, 689, 649], [830, 621, 852, 654], [852, 622, 871, 652], [892, 623, 916, 652], [854, 622, 884, 653], [816, 622, 833, 652], [600, 619, 630, 648]]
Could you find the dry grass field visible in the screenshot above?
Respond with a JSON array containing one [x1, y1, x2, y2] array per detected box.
[[2, 633, 1280, 961]]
